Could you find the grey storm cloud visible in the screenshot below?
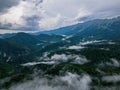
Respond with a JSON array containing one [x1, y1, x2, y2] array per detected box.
[[0, 0, 120, 32], [0, 0, 20, 13], [0, 0, 43, 30]]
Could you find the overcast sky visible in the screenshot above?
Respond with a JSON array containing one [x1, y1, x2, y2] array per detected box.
[[0, 0, 120, 33]]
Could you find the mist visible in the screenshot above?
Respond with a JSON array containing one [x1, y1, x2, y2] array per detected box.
[[8, 73, 91, 90]]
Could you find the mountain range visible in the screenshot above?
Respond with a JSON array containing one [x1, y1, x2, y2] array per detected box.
[[0, 16, 120, 90]]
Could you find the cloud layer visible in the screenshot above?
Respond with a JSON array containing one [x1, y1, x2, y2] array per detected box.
[[0, 0, 120, 31], [9, 73, 91, 90], [0, 0, 19, 13]]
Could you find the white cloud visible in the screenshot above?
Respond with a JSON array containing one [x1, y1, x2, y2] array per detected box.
[[75, 8, 92, 20], [68, 46, 85, 50], [39, 14, 62, 30], [41, 54, 88, 64], [9, 73, 91, 90], [0, 1, 26, 28], [106, 58, 120, 67], [51, 54, 68, 61], [102, 75, 120, 83], [37, 0, 120, 30], [79, 40, 104, 45], [0, 0, 120, 30], [21, 61, 55, 66], [0, 0, 41, 29]]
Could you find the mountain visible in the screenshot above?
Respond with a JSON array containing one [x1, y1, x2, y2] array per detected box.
[[6, 32, 45, 51], [0, 39, 29, 63], [69, 16, 120, 42], [0, 33, 15, 39], [1, 16, 120, 63], [0, 16, 120, 90], [6, 32, 64, 51], [1, 16, 119, 63], [38, 24, 81, 35], [36, 34, 63, 42], [39, 16, 120, 41]]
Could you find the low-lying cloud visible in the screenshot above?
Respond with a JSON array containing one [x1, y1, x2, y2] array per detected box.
[[9, 73, 91, 90]]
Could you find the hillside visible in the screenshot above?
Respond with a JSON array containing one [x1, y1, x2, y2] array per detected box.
[[0, 16, 120, 90]]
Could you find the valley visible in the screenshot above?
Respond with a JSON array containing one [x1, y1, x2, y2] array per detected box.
[[0, 17, 120, 90]]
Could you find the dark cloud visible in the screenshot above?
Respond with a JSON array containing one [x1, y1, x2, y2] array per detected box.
[[0, 0, 120, 32], [0, 0, 20, 13], [0, 22, 12, 30]]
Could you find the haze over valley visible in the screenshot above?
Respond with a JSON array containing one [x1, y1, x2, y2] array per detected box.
[[0, 0, 120, 90]]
